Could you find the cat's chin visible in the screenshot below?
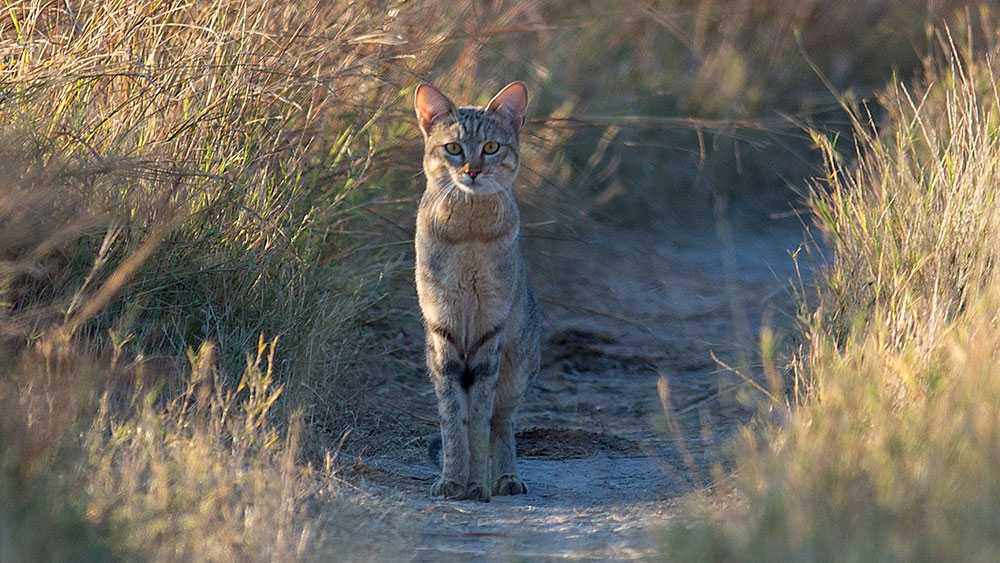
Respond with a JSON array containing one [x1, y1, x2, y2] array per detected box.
[[452, 178, 504, 196]]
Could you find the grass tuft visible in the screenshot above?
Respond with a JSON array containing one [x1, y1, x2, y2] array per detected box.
[[2, 340, 407, 561]]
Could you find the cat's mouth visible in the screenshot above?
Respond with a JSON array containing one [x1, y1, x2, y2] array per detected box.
[[452, 174, 503, 195]]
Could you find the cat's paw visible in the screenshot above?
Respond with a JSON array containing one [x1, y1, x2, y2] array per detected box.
[[431, 478, 466, 499], [464, 482, 491, 502], [492, 474, 528, 496]]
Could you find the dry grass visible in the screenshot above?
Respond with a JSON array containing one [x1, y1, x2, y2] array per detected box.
[[1, 340, 408, 561], [662, 25, 1000, 562], [0, 2, 451, 558], [0, 0, 448, 367], [1, 0, 995, 559]]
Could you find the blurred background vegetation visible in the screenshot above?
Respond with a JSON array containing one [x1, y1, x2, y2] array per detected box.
[[0, 0, 996, 559]]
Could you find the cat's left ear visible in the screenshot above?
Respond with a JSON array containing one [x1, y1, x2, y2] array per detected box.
[[487, 81, 528, 133]]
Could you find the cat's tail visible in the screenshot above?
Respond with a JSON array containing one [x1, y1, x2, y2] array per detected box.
[[427, 435, 443, 469]]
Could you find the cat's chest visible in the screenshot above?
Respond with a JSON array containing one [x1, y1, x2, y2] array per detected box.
[[414, 235, 519, 331], [417, 241, 515, 300], [414, 190, 522, 330]]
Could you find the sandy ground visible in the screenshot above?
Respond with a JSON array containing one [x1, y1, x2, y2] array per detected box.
[[354, 212, 812, 561]]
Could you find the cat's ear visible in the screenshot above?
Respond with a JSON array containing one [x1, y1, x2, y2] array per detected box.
[[486, 81, 528, 133], [414, 83, 456, 136]]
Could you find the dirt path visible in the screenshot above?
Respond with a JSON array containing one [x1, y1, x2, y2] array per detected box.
[[361, 215, 810, 560]]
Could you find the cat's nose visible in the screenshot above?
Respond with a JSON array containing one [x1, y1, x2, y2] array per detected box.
[[466, 167, 481, 179]]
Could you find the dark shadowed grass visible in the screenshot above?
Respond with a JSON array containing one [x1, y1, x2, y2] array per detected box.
[[0, 1, 469, 464]]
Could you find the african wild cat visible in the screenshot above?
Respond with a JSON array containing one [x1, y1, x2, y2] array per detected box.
[[413, 81, 541, 502]]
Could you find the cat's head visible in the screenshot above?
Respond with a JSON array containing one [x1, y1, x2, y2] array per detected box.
[[414, 81, 528, 196]]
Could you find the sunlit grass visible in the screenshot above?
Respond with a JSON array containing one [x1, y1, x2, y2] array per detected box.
[[0, 0, 443, 369], [2, 339, 406, 561], [663, 27, 1000, 562]]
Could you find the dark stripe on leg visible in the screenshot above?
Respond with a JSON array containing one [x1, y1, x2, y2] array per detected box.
[[443, 360, 464, 380], [468, 324, 503, 357], [461, 361, 493, 392], [429, 324, 457, 347]]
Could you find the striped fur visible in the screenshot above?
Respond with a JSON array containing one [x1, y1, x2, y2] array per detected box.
[[414, 82, 541, 501]]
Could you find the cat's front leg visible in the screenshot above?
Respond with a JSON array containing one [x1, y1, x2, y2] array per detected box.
[[490, 405, 527, 495], [464, 332, 504, 502], [465, 362, 498, 502], [427, 339, 468, 499]]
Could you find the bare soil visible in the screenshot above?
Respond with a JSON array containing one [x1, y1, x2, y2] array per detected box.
[[351, 213, 812, 561]]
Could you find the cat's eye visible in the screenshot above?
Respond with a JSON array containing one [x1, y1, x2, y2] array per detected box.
[[444, 142, 463, 155], [482, 141, 500, 155]]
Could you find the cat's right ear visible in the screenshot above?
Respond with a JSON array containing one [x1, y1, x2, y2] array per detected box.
[[414, 83, 456, 137], [486, 81, 528, 133]]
